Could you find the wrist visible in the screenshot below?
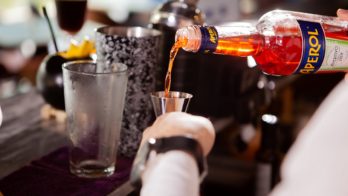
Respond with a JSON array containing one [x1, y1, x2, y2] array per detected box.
[[130, 136, 208, 188], [142, 150, 199, 181], [141, 150, 200, 196]]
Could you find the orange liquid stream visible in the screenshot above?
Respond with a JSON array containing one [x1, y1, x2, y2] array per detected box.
[[164, 37, 187, 97]]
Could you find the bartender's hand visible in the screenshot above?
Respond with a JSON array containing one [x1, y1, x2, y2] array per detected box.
[[337, 9, 348, 19], [141, 112, 215, 156]]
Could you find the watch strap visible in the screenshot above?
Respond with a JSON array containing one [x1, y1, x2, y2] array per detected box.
[[149, 136, 207, 180]]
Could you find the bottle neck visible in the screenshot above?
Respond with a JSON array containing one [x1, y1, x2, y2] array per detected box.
[[178, 0, 199, 5], [259, 114, 278, 151], [176, 24, 264, 57], [175, 26, 201, 52], [260, 129, 277, 150]]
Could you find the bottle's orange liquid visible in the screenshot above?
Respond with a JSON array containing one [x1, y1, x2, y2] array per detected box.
[[211, 33, 302, 75], [164, 37, 188, 97]]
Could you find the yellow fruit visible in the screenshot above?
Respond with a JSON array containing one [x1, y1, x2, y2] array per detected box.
[[58, 38, 95, 59]]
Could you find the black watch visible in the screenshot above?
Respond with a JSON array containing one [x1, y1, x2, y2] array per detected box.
[[130, 136, 207, 188]]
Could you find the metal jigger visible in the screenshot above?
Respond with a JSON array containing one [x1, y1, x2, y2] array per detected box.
[[150, 91, 193, 117]]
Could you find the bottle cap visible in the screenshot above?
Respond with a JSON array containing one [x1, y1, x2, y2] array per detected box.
[[175, 26, 202, 52]]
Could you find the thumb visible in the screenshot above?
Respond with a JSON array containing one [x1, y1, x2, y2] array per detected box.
[[337, 9, 348, 20]]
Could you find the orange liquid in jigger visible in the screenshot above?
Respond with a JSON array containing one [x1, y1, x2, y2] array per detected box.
[[164, 37, 188, 97]]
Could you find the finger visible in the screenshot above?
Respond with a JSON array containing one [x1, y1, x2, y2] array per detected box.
[[337, 9, 348, 20], [190, 116, 215, 155], [140, 126, 156, 146]]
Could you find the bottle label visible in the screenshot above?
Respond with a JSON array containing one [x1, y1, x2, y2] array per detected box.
[[295, 20, 326, 74], [198, 26, 218, 53], [296, 20, 348, 74], [320, 38, 348, 72]]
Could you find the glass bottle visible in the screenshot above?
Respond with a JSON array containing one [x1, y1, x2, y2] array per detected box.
[[175, 10, 348, 76], [255, 114, 281, 196]]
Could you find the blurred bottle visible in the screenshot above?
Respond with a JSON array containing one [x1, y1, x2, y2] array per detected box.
[[217, 74, 276, 161], [175, 10, 348, 76], [0, 105, 2, 127], [149, 0, 205, 90], [239, 0, 258, 18], [255, 114, 281, 196], [55, 0, 87, 35]]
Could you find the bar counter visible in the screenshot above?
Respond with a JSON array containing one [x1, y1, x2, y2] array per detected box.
[[0, 90, 134, 196]]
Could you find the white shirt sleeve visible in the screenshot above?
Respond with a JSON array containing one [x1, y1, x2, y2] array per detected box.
[[141, 150, 200, 196], [270, 79, 348, 196]]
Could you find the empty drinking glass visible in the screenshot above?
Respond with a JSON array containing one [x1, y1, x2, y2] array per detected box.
[[62, 60, 128, 178]]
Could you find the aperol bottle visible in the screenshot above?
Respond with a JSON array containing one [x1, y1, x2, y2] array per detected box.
[[175, 10, 348, 76]]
